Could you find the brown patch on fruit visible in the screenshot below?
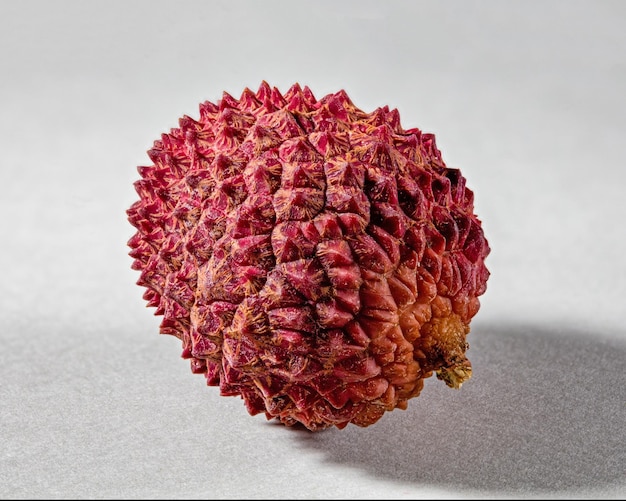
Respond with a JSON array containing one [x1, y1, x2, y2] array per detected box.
[[414, 313, 472, 388]]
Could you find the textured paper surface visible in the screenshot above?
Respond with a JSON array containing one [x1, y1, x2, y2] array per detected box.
[[1, 1, 624, 499]]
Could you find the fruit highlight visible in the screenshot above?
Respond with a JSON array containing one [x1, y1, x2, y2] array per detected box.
[[127, 82, 490, 430]]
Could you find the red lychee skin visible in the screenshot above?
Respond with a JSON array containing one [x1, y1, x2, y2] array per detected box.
[[127, 82, 490, 431]]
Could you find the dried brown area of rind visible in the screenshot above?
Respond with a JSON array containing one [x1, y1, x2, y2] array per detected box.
[[127, 81, 490, 431]]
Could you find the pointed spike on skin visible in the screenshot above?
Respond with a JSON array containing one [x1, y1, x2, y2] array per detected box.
[[127, 81, 490, 432], [387, 109, 401, 132], [198, 100, 219, 122], [137, 165, 152, 177], [270, 86, 287, 109], [257, 80, 271, 95], [239, 87, 262, 113], [334, 89, 353, 106], [302, 86, 317, 106], [219, 91, 239, 110], [285, 83, 313, 113], [240, 87, 255, 100], [178, 115, 195, 129], [284, 82, 303, 101], [255, 81, 272, 109]]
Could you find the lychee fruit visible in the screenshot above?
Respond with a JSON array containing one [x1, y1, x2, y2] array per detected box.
[[127, 82, 490, 431]]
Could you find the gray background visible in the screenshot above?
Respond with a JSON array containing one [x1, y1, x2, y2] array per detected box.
[[1, 0, 625, 499]]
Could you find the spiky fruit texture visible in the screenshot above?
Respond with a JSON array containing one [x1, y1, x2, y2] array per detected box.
[[127, 82, 490, 431]]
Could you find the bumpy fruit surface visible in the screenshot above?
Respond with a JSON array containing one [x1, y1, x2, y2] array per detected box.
[[127, 82, 490, 431]]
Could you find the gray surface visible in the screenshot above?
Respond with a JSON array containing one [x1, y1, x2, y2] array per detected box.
[[1, 1, 625, 499]]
